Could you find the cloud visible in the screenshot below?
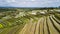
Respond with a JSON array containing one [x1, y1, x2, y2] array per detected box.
[[0, 0, 60, 7], [6, 0, 16, 3]]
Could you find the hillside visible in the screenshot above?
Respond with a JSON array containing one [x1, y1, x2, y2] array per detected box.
[[0, 8, 60, 34]]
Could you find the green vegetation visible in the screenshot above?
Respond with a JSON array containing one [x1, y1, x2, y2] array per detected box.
[[0, 8, 60, 34]]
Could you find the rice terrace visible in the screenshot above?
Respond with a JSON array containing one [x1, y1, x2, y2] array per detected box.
[[0, 8, 60, 34]]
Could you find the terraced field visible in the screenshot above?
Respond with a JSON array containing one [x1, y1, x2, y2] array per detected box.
[[0, 8, 60, 34], [19, 15, 60, 34], [0, 15, 60, 34]]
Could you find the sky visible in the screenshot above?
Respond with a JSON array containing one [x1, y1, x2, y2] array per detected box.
[[0, 0, 60, 7]]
